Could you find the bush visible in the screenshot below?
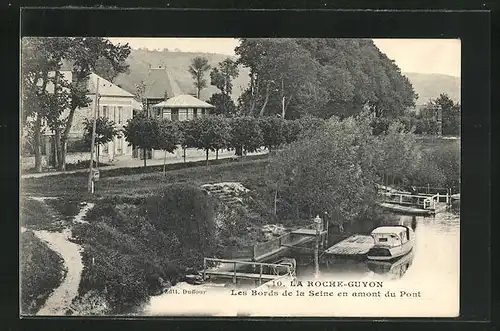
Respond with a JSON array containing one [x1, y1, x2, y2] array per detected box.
[[21, 231, 65, 315], [73, 186, 221, 314], [20, 198, 56, 230], [143, 184, 218, 262]]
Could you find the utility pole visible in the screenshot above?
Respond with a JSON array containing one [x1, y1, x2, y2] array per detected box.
[[314, 215, 322, 279], [88, 77, 100, 193], [281, 77, 285, 119]]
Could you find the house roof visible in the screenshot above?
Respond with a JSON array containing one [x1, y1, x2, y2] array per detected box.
[[49, 71, 135, 98], [144, 66, 183, 99], [151, 94, 215, 109]]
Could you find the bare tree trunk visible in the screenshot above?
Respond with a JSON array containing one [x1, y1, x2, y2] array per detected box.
[[206, 149, 209, 167], [54, 130, 61, 168], [216, 149, 219, 160], [274, 182, 278, 216], [33, 115, 43, 172], [183, 147, 186, 163], [258, 81, 271, 117], [143, 148, 147, 167]]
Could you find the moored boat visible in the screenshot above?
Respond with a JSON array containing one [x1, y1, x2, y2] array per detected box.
[[367, 225, 415, 261]]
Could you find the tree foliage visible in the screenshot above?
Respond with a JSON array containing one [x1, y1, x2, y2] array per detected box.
[[210, 58, 239, 96], [229, 116, 263, 156], [268, 112, 418, 223], [258, 116, 287, 150], [183, 117, 231, 165], [123, 114, 161, 167], [207, 93, 237, 117], [21, 37, 131, 172], [83, 117, 120, 147], [188, 56, 211, 99], [235, 38, 417, 119]]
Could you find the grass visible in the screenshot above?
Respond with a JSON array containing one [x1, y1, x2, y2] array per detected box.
[[20, 198, 58, 230], [20, 231, 66, 315], [21, 157, 270, 199]]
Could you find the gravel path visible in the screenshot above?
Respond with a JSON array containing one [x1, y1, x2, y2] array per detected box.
[[32, 202, 94, 316]]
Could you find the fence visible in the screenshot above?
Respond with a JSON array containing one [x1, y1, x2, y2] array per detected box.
[[203, 257, 295, 284]]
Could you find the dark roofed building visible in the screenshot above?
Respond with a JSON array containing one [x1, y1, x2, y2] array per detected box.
[[143, 65, 183, 114]]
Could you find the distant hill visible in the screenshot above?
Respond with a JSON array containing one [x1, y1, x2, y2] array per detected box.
[[113, 49, 250, 102], [404, 72, 460, 105], [112, 49, 460, 107]]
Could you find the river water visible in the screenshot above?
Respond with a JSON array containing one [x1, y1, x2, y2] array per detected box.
[[142, 210, 460, 317]]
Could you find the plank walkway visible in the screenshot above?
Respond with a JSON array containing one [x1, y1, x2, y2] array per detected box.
[[324, 234, 374, 256], [203, 271, 283, 281], [377, 202, 435, 216]]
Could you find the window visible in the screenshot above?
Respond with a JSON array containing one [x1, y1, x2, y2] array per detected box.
[[179, 108, 188, 121], [171, 108, 179, 121], [102, 106, 108, 118], [193, 109, 198, 118], [118, 106, 122, 123], [378, 238, 388, 242], [113, 107, 117, 122]]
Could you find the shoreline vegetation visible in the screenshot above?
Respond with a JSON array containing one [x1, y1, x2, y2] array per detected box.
[[21, 117, 459, 315]]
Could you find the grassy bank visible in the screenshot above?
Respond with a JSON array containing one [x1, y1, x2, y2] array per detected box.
[[70, 184, 223, 314], [20, 231, 66, 315], [21, 155, 269, 199]]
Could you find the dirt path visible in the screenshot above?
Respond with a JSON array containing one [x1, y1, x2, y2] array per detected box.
[[32, 202, 94, 316]]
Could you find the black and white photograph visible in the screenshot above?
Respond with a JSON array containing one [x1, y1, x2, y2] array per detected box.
[[20, 36, 461, 317]]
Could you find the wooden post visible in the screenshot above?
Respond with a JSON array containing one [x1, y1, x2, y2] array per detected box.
[[203, 258, 206, 280], [399, 194, 403, 203], [259, 265, 263, 285], [252, 245, 257, 261]]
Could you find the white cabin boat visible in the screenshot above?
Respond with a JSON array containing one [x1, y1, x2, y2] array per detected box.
[[367, 225, 415, 261]]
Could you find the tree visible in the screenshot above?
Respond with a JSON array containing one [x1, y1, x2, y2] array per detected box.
[[207, 93, 237, 117], [94, 56, 130, 82], [235, 38, 417, 119], [83, 117, 120, 165], [229, 116, 263, 157], [258, 116, 287, 151], [210, 58, 239, 96], [21, 37, 71, 172], [268, 114, 382, 223], [22, 37, 131, 172], [188, 56, 211, 99], [123, 114, 161, 167], [187, 117, 231, 166], [158, 120, 182, 174], [433, 93, 461, 136]]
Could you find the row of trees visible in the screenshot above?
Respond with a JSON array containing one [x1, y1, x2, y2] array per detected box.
[[21, 37, 131, 172], [121, 114, 323, 168]]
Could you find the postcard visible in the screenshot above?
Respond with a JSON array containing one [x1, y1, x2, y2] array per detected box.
[[20, 36, 461, 318]]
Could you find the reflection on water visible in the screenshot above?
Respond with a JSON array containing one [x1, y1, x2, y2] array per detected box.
[[293, 211, 459, 282], [143, 210, 459, 315]]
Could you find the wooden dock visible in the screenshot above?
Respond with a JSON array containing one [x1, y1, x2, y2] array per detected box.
[[377, 202, 435, 216], [323, 234, 374, 256], [203, 258, 295, 285]]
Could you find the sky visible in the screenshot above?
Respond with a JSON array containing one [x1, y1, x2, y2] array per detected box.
[[108, 38, 461, 77]]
